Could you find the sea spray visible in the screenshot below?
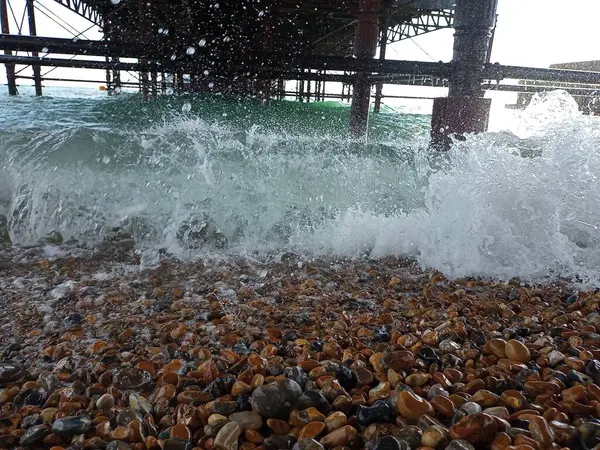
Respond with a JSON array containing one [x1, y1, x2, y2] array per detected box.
[[1, 89, 600, 284]]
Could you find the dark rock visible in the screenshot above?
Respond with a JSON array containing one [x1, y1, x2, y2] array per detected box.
[[441, 354, 463, 367], [585, 359, 600, 385], [208, 376, 236, 398], [335, 365, 354, 390], [236, 395, 252, 412], [372, 436, 408, 450], [444, 440, 475, 450], [251, 379, 302, 419], [0, 361, 24, 383], [452, 402, 481, 425], [45, 230, 64, 245], [52, 415, 92, 434], [292, 438, 325, 450], [19, 424, 50, 446], [513, 369, 535, 390], [20, 414, 41, 429], [356, 400, 394, 426], [113, 368, 154, 392], [264, 435, 297, 450], [579, 421, 600, 450], [106, 442, 133, 450], [116, 408, 143, 426], [14, 388, 47, 407], [211, 401, 238, 416], [568, 370, 593, 385], [395, 425, 423, 449], [295, 390, 331, 415], [0, 215, 10, 245], [419, 347, 441, 366], [163, 439, 192, 450], [284, 366, 309, 389]]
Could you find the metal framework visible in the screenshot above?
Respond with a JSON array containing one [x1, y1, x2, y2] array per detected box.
[[387, 9, 453, 43], [50, 0, 101, 26]]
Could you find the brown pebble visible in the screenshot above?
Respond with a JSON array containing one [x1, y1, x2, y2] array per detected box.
[[491, 432, 512, 450], [324, 412, 347, 432], [319, 425, 357, 447], [528, 416, 554, 447], [449, 412, 498, 445], [505, 340, 531, 363], [267, 419, 290, 435], [397, 391, 434, 420], [298, 421, 327, 440], [500, 390, 528, 410], [430, 395, 456, 417]]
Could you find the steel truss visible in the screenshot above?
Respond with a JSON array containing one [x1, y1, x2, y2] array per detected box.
[[50, 0, 101, 26], [387, 9, 453, 44]]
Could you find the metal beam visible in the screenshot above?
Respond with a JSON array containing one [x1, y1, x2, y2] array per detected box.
[[50, 0, 101, 26], [26, 0, 42, 95], [0, 0, 17, 95]]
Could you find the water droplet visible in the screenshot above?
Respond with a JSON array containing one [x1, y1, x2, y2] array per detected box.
[[182, 102, 192, 113], [198, 38, 206, 47], [102, 156, 111, 164], [203, 70, 209, 76], [110, 0, 120, 4], [208, 82, 214, 88], [42, 47, 48, 53], [158, 27, 163, 34], [186, 46, 195, 56]]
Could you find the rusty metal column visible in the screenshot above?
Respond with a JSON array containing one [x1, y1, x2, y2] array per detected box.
[[350, 0, 380, 137], [374, 6, 389, 113], [431, 0, 498, 149], [26, 0, 42, 95], [1, 0, 17, 95], [150, 67, 157, 97]]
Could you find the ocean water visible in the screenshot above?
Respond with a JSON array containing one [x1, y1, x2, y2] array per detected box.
[[1, 86, 599, 284]]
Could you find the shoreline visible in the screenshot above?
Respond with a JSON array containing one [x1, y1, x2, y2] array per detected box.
[[0, 249, 597, 449]]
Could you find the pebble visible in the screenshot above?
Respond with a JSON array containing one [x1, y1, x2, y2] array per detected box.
[[0, 255, 599, 450], [356, 400, 394, 426], [214, 421, 242, 450], [397, 391, 434, 420], [251, 379, 302, 419], [292, 438, 325, 450], [449, 413, 498, 445], [319, 425, 357, 447], [229, 411, 263, 430], [51, 415, 92, 434], [505, 339, 531, 363], [264, 434, 297, 450], [372, 436, 407, 450]]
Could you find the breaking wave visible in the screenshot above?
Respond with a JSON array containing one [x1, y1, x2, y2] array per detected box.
[[1, 90, 599, 284]]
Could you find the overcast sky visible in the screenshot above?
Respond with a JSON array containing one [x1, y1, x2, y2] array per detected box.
[[1, 0, 599, 88]]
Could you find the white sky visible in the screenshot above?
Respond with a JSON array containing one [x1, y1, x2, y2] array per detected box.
[[1, 0, 599, 90]]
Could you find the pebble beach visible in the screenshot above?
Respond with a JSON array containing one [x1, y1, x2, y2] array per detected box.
[[0, 245, 599, 450]]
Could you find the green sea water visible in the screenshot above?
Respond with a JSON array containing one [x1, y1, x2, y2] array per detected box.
[[2, 86, 600, 284]]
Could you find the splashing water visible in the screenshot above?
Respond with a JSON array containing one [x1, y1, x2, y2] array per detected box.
[[1, 88, 599, 284]]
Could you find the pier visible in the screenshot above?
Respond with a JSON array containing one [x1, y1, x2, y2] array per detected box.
[[2, 0, 600, 143]]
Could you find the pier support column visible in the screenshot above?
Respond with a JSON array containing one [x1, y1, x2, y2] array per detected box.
[[26, 0, 42, 95], [350, 0, 380, 137], [1, 0, 17, 95], [374, 6, 389, 113], [431, 0, 498, 148]]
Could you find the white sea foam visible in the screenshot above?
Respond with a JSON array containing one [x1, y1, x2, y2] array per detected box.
[[1, 90, 599, 284]]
